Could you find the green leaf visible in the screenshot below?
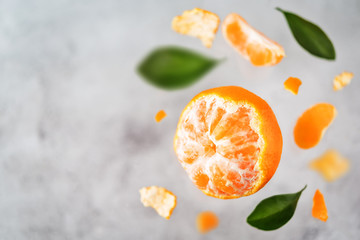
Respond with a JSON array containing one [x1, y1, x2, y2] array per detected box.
[[247, 185, 307, 231], [277, 8, 336, 60], [137, 46, 221, 90]]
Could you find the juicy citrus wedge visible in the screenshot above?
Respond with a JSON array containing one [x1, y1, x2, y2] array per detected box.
[[222, 13, 285, 66], [172, 8, 220, 48], [174, 86, 283, 199], [294, 103, 337, 149], [155, 110, 167, 122], [333, 71, 353, 91], [197, 211, 219, 234], [312, 189, 328, 222], [139, 186, 176, 219], [284, 77, 302, 95], [310, 150, 350, 182]]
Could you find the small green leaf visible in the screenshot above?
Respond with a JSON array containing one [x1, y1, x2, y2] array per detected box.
[[277, 8, 336, 60], [247, 185, 307, 231], [137, 46, 221, 89]]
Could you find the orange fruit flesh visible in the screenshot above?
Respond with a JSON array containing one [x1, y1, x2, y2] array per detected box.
[[222, 13, 285, 66], [174, 86, 282, 199], [284, 77, 302, 95], [312, 189, 328, 222], [294, 103, 337, 149], [155, 110, 167, 122], [197, 211, 219, 233]]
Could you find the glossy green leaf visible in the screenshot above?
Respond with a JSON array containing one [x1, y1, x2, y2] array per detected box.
[[277, 8, 336, 60], [247, 185, 307, 231], [137, 46, 221, 89]]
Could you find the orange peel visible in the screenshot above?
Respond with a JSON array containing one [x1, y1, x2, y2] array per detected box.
[[294, 103, 337, 149], [197, 211, 219, 234], [312, 189, 328, 222], [284, 77, 302, 95], [172, 8, 220, 48], [310, 150, 349, 182], [155, 110, 167, 122], [333, 71, 353, 91], [139, 186, 176, 219]]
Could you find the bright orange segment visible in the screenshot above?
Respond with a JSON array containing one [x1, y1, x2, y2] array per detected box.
[[174, 86, 283, 199], [333, 71, 353, 91], [310, 150, 350, 182], [139, 186, 177, 219], [294, 103, 337, 149], [172, 8, 220, 48], [222, 13, 285, 66], [284, 77, 302, 95], [312, 189, 328, 222], [197, 211, 219, 234], [155, 110, 167, 122]]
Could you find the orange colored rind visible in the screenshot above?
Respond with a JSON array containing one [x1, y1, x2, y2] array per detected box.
[[310, 150, 349, 182], [172, 8, 220, 48], [197, 211, 219, 234], [155, 110, 167, 122], [284, 77, 302, 95], [222, 13, 285, 66], [174, 86, 283, 199], [333, 71, 353, 91], [139, 186, 176, 219], [312, 189, 328, 222], [294, 103, 337, 149]]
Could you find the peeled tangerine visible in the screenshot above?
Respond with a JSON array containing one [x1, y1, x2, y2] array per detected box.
[[222, 13, 285, 66], [174, 86, 283, 199], [333, 71, 353, 91], [172, 8, 220, 48], [284, 77, 302, 95], [312, 189, 328, 222], [310, 150, 349, 182], [139, 186, 176, 219], [197, 211, 219, 234], [294, 103, 337, 149]]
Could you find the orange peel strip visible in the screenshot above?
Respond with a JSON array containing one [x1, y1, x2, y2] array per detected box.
[[312, 189, 328, 222], [333, 71, 353, 91], [197, 211, 219, 234], [294, 103, 337, 149], [310, 149, 350, 182], [284, 77, 302, 95], [172, 8, 220, 48], [155, 110, 167, 122], [139, 186, 176, 219]]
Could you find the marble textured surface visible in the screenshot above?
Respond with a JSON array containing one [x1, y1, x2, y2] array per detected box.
[[0, 0, 360, 239]]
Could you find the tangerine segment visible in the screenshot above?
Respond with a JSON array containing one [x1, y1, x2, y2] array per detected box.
[[172, 8, 220, 48], [284, 77, 302, 95], [222, 13, 285, 66], [139, 186, 176, 219], [310, 150, 349, 182], [333, 71, 353, 91], [174, 86, 283, 199], [294, 103, 337, 149], [197, 211, 219, 234], [312, 189, 328, 222], [155, 110, 167, 122]]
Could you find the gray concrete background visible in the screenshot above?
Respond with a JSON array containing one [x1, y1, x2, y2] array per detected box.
[[0, 0, 359, 239]]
